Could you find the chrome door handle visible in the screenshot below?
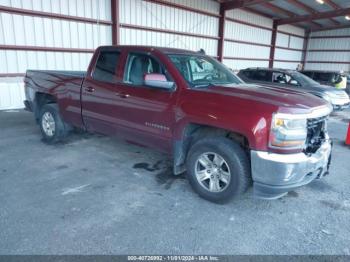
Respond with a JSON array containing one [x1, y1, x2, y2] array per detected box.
[[85, 87, 95, 93], [115, 92, 129, 98]]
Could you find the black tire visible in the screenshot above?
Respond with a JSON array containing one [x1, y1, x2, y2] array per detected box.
[[186, 137, 251, 203], [39, 104, 68, 144]]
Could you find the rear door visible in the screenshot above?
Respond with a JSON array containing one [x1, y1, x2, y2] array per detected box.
[[81, 48, 122, 135], [111, 52, 178, 152]]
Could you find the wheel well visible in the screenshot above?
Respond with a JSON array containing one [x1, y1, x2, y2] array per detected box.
[[34, 92, 57, 120], [173, 123, 250, 175]]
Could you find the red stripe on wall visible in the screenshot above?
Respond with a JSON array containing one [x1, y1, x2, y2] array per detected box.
[[310, 35, 350, 39], [142, 0, 220, 18], [0, 73, 25, 77], [0, 45, 95, 53], [0, 5, 112, 25], [308, 49, 350, 52], [224, 57, 301, 63], [225, 38, 271, 48], [306, 60, 350, 64], [224, 56, 270, 61]]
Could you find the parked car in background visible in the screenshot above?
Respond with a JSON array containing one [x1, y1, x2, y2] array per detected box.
[[24, 46, 333, 202], [346, 73, 350, 95], [238, 68, 350, 110], [300, 70, 347, 90]]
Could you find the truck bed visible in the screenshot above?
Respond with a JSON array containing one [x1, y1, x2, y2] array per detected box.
[[25, 70, 86, 94], [24, 70, 87, 128]]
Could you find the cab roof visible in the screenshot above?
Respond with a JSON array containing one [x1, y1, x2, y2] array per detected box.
[[99, 45, 202, 55], [243, 67, 297, 74]]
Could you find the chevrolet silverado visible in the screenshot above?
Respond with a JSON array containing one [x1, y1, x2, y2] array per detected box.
[[24, 45, 333, 202]]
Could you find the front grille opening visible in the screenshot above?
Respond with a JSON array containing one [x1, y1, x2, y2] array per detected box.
[[304, 116, 328, 154]]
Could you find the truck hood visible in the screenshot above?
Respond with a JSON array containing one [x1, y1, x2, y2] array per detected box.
[[309, 84, 347, 94], [198, 83, 329, 114], [308, 84, 336, 91]]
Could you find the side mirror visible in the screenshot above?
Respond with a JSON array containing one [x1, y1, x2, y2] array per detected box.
[[144, 73, 174, 90], [290, 79, 299, 86]]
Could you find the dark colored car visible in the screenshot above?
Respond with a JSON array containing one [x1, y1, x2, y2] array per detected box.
[[24, 46, 332, 202], [301, 70, 347, 90], [238, 67, 350, 110]]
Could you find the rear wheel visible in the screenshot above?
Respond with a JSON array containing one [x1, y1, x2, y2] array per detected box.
[[39, 104, 68, 143], [186, 137, 251, 203]]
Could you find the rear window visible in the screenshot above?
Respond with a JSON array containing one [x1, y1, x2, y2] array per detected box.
[[93, 50, 120, 83], [242, 70, 253, 79]]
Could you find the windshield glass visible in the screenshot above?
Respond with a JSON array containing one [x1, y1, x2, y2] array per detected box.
[[291, 71, 320, 86], [168, 54, 243, 87]]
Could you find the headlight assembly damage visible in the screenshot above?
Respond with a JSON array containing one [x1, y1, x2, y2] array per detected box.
[[269, 114, 307, 149]]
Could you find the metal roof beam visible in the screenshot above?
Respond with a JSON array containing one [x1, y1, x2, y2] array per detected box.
[[286, 0, 326, 28], [324, 0, 341, 10], [311, 23, 350, 32], [262, 2, 322, 29], [221, 0, 273, 11], [277, 7, 350, 25]]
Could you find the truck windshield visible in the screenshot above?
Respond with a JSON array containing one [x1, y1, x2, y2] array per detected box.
[[168, 54, 243, 87]]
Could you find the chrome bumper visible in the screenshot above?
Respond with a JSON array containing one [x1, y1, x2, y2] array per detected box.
[[331, 97, 350, 110], [251, 140, 332, 199]]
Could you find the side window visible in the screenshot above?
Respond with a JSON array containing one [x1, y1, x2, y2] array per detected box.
[[273, 72, 300, 86], [253, 70, 272, 82], [93, 51, 120, 83], [273, 72, 288, 84], [286, 75, 300, 86], [124, 54, 168, 85], [242, 70, 253, 79]]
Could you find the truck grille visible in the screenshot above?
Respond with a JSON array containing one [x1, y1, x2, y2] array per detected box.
[[305, 116, 328, 154], [334, 92, 348, 99]]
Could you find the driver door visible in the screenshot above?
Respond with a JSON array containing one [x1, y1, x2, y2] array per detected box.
[[112, 52, 178, 152]]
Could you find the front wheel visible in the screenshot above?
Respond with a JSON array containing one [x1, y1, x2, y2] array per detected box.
[[186, 137, 251, 203], [39, 104, 68, 144]]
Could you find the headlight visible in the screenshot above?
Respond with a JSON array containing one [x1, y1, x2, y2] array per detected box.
[[324, 92, 338, 99], [269, 113, 307, 150]]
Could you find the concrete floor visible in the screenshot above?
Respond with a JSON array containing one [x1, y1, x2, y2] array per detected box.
[[0, 109, 350, 255]]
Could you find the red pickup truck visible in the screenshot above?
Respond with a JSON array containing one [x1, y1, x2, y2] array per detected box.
[[24, 45, 333, 202]]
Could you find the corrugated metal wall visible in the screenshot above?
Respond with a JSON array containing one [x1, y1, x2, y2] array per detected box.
[[223, 9, 305, 71], [305, 28, 350, 72], [223, 9, 272, 70], [274, 24, 304, 70], [119, 0, 219, 56], [0, 0, 308, 110], [0, 0, 112, 110]]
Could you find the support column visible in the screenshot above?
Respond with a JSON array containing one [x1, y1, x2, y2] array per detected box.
[[111, 0, 120, 45], [301, 30, 310, 70], [269, 21, 277, 68], [217, 5, 226, 62]]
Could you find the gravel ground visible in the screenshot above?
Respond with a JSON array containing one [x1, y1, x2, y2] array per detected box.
[[0, 109, 349, 255]]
